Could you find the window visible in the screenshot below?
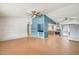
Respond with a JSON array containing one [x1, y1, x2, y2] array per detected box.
[[37, 24, 43, 32]]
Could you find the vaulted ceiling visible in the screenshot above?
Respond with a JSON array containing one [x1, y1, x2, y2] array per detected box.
[[0, 3, 72, 16], [0, 3, 79, 22]]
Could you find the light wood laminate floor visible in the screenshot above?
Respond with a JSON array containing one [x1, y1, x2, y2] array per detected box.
[[0, 35, 79, 55]]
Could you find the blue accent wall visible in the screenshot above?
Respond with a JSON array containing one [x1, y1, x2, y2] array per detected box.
[[31, 15, 56, 39]]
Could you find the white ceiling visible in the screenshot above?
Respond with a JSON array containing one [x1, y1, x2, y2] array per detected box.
[[0, 3, 79, 22], [0, 3, 72, 17]]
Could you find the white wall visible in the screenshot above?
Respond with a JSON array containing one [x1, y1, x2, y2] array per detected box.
[[0, 4, 33, 41], [0, 17, 30, 41]]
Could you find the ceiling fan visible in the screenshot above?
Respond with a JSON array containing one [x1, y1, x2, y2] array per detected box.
[[25, 8, 51, 18], [25, 11, 42, 18], [31, 11, 43, 17], [57, 17, 79, 24]]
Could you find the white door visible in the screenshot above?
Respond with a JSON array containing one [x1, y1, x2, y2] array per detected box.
[[70, 24, 79, 40]]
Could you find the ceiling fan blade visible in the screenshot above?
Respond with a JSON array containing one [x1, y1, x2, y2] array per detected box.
[[40, 8, 48, 15], [25, 12, 32, 16], [31, 11, 37, 14], [70, 17, 78, 20], [36, 12, 41, 16]]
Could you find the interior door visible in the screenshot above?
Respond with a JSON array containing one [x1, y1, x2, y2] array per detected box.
[[70, 24, 79, 39], [61, 25, 69, 36]]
